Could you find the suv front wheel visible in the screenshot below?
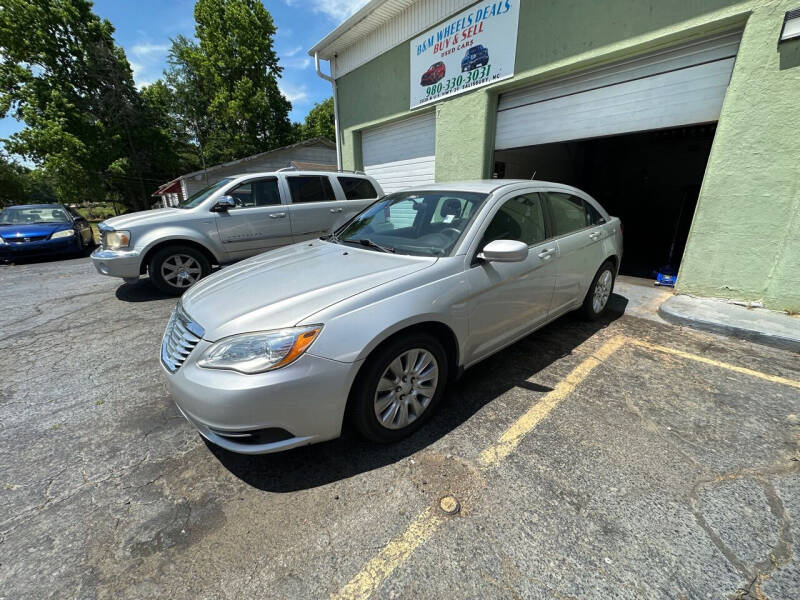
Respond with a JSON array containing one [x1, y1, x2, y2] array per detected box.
[[148, 245, 211, 295]]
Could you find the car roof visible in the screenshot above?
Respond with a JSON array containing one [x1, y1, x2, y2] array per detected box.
[[399, 179, 583, 194], [226, 170, 371, 180], [2, 203, 64, 209]]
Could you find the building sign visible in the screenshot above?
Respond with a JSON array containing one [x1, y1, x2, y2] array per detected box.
[[410, 1, 520, 109]]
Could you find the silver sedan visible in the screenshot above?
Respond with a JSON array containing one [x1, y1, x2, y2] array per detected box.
[[161, 180, 623, 454]]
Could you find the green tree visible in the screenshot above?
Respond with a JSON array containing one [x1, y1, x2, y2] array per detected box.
[[0, 154, 27, 206], [166, 0, 294, 166], [0, 0, 179, 210], [301, 97, 335, 141]]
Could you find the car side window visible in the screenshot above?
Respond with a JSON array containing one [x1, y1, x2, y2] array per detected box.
[[227, 178, 281, 209], [547, 192, 593, 236], [338, 177, 377, 200], [287, 176, 335, 203], [479, 193, 546, 251]]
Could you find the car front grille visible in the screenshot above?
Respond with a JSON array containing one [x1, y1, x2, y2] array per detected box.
[[8, 235, 48, 244], [161, 303, 205, 373]]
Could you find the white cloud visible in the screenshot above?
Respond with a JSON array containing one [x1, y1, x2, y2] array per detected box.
[[279, 83, 309, 104], [284, 45, 303, 57], [283, 55, 312, 70], [130, 43, 170, 58], [284, 0, 369, 22]]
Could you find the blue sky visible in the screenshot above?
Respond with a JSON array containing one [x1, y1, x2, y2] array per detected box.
[[0, 0, 368, 162]]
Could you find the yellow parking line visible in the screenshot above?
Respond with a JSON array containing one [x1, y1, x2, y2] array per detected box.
[[331, 507, 443, 600], [331, 335, 627, 600], [630, 339, 800, 390], [478, 335, 627, 467]]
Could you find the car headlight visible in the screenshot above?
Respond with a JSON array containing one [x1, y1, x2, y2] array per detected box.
[[50, 229, 75, 239], [197, 325, 323, 374], [0, 236, 5, 245], [105, 230, 131, 249]]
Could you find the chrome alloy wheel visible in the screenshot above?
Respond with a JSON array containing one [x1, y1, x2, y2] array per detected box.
[[593, 269, 613, 313], [161, 254, 203, 289], [374, 349, 439, 430]]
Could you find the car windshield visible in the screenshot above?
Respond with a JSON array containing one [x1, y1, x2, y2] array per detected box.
[[0, 207, 70, 225], [179, 178, 233, 209], [334, 191, 488, 257]]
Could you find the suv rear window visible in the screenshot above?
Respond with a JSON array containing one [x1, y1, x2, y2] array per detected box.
[[287, 176, 335, 203], [338, 177, 377, 200]]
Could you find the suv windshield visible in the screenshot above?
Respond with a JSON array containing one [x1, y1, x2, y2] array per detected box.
[[334, 191, 488, 257], [179, 178, 233, 209], [0, 206, 70, 225]]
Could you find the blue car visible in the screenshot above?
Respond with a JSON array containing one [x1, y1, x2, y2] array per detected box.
[[0, 204, 95, 262], [461, 44, 489, 71]]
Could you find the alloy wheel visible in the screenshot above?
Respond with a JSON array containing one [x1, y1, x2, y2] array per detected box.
[[374, 348, 439, 430], [161, 254, 203, 289], [592, 269, 613, 313]]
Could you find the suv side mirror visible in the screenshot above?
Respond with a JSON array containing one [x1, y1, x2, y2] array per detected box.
[[478, 239, 529, 263], [213, 195, 236, 212]]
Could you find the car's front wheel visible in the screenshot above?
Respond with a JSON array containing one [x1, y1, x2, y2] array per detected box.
[[351, 332, 448, 443], [580, 261, 616, 320], [148, 245, 210, 296]]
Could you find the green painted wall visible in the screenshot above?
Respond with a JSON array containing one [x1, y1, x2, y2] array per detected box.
[[335, 0, 800, 310], [677, 1, 800, 311]]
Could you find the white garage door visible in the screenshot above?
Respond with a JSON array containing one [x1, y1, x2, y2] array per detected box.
[[495, 32, 741, 150], [362, 112, 435, 193]]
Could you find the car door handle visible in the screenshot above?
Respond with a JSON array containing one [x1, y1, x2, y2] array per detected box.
[[589, 231, 602, 240], [329, 207, 343, 213], [269, 212, 287, 219], [538, 248, 556, 259]]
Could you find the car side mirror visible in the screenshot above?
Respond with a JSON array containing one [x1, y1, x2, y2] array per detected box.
[[213, 195, 236, 212], [478, 239, 529, 263]]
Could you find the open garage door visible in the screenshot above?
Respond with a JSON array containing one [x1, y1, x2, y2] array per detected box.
[[362, 112, 435, 194], [495, 32, 740, 150], [494, 32, 741, 280]]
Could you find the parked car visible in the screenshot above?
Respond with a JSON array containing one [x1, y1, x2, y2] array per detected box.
[[161, 180, 622, 454], [0, 204, 94, 262], [91, 171, 383, 295], [420, 61, 446, 85], [461, 45, 489, 71]]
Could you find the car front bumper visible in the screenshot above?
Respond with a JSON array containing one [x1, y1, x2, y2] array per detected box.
[[91, 248, 142, 279], [0, 236, 80, 260], [164, 342, 363, 454]]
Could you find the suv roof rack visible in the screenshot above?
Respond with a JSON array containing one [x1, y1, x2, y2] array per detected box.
[[275, 167, 367, 175]]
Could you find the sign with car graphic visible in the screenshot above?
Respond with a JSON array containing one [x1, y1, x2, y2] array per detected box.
[[410, 0, 520, 109]]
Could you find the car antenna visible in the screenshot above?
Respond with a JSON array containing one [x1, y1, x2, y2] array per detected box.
[[531, 171, 537, 180]]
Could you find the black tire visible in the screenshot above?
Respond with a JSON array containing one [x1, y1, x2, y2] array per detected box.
[[350, 332, 449, 443], [580, 260, 616, 321], [148, 245, 211, 296]]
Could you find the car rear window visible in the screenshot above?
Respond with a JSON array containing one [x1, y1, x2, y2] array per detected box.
[[338, 177, 377, 200], [287, 176, 335, 203]]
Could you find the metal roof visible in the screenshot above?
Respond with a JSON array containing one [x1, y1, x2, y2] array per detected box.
[[308, 0, 415, 59]]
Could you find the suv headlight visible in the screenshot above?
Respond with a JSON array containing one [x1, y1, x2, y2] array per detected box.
[[51, 229, 75, 239], [105, 230, 131, 249], [197, 326, 323, 374], [0, 236, 5, 245]]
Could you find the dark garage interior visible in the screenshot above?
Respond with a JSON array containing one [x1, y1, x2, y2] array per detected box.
[[494, 123, 718, 278]]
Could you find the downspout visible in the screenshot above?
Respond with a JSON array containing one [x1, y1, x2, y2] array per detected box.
[[315, 52, 343, 170]]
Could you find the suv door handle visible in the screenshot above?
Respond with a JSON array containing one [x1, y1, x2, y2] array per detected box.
[[329, 207, 343, 213], [269, 212, 287, 219], [537, 248, 556, 259], [589, 231, 601, 240]]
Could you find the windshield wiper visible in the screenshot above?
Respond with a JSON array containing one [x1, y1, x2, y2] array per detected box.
[[343, 238, 395, 253], [320, 233, 339, 243]]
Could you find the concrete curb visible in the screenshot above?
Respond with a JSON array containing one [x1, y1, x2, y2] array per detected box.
[[659, 295, 800, 353]]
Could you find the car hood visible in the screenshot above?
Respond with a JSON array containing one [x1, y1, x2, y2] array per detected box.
[[0, 223, 71, 239], [101, 208, 184, 230], [181, 240, 437, 340]]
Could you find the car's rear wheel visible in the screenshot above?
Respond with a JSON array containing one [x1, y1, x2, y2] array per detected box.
[[351, 332, 448, 443], [580, 261, 615, 320], [148, 245, 210, 296]]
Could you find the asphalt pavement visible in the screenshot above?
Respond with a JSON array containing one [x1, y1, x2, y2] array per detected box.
[[1, 257, 798, 600]]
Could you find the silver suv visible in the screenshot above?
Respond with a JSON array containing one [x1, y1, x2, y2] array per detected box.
[[91, 171, 383, 294]]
